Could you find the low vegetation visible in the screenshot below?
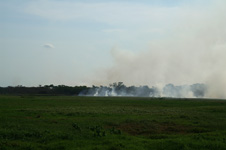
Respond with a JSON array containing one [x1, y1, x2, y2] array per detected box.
[[0, 95, 226, 149]]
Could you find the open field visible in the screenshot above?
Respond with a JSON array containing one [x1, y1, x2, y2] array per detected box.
[[0, 95, 226, 150]]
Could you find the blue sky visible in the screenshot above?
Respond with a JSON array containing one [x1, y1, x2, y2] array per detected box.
[[0, 0, 224, 89]]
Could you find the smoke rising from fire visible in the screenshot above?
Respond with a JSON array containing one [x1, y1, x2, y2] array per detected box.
[[79, 82, 207, 98], [88, 0, 226, 98]]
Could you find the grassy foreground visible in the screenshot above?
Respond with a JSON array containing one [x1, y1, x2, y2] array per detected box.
[[0, 96, 226, 150]]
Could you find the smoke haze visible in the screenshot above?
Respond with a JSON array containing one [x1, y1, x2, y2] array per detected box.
[[88, 0, 226, 98], [79, 82, 207, 98]]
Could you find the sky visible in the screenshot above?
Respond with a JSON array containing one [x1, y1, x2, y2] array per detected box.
[[1, 0, 226, 98]]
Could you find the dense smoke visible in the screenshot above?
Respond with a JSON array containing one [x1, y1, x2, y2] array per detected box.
[[87, 1, 226, 99], [79, 82, 207, 98]]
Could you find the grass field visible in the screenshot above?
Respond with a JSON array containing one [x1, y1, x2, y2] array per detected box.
[[0, 95, 226, 150]]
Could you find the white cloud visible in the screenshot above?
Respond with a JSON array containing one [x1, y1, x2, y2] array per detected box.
[[23, 0, 215, 40], [43, 43, 54, 49], [24, 1, 186, 26]]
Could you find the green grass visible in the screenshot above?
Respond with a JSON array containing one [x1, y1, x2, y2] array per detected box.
[[1, 95, 226, 149]]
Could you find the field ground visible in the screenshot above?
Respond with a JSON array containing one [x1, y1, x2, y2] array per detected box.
[[0, 95, 226, 150]]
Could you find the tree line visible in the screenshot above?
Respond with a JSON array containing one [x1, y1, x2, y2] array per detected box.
[[0, 82, 207, 98], [0, 85, 89, 95]]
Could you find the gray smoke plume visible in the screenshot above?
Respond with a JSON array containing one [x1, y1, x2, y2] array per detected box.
[[87, 1, 226, 99], [79, 82, 207, 98]]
